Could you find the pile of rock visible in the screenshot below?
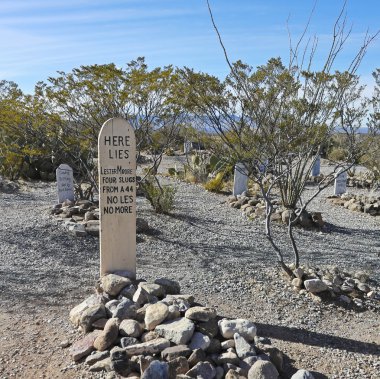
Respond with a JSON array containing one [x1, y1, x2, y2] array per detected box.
[[68, 273, 314, 379], [347, 175, 375, 189], [307, 174, 324, 184], [226, 195, 324, 229], [289, 266, 379, 309], [0, 178, 19, 193], [327, 193, 380, 216], [51, 199, 100, 236], [50, 200, 150, 237], [226, 195, 269, 221]]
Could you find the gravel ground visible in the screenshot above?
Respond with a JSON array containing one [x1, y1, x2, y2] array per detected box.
[[0, 161, 379, 379]]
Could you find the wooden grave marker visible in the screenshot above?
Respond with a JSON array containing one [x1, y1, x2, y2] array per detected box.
[[98, 118, 136, 277]]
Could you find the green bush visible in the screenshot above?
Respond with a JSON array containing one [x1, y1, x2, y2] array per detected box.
[[360, 150, 380, 181], [204, 172, 225, 192], [0, 151, 24, 180], [141, 177, 176, 214], [327, 147, 347, 162], [184, 152, 228, 184], [165, 148, 175, 156], [168, 167, 177, 176]]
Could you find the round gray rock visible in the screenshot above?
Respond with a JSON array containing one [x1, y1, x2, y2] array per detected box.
[[141, 360, 169, 379], [304, 279, 328, 293], [93, 318, 120, 351], [188, 332, 211, 351], [219, 319, 257, 342], [101, 274, 132, 296], [155, 317, 195, 345], [186, 361, 216, 379], [185, 306, 217, 322], [119, 319, 142, 338], [248, 360, 279, 379], [291, 369, 315, 379], [145, 302, 169, 330]]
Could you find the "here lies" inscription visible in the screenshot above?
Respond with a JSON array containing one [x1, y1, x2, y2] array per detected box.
[[98, 118, 136, 277]]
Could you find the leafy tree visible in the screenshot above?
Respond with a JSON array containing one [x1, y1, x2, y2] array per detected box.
[[0, 80, 25, 179], [181, 1, 378, 275], [0, 81, 63, 180], [360, 69, 380, 184], [45, 58, 185, 192]]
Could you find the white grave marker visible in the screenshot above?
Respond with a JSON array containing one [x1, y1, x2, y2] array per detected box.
[[56, 164, 74, 203], [98, 118, 136, 277], [334, 170, 347, 195], [233, 162, 249, 196], [312, 155, 321, 176], [259, 159, 268, 173], [184, 141, 192, 154]]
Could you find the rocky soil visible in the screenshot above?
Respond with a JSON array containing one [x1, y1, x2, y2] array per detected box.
[[0, 161, 379, 379]]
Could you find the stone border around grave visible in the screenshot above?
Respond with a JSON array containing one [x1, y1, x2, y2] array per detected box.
[[225, 195, 325, 229], [50, 199, 150, 237], [327, 193, 380, 216], [287, 266, 379, 310], [67, 273, 317, 379]]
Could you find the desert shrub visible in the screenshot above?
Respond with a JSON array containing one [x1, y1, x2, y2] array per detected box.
[[189, 153, 209, 182], [0, 150, 24, 180], [167, 167, 184, 179], [164, 148, 175, 156], [184, 152, 228, 184], [360, 135, 380, 183], [141, 177, 176, 214], [167, 167, 176, 176], [184, 169, 198, 183], [204, 171, 225, 192], [327, 146, 347, 162]]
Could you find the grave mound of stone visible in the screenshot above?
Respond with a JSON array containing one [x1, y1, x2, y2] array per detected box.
[[347, 174, 377, 189], [327, 193, 380, 216], [50, 200, 150, 237], [226, 195, 324, 229], [67, 273, 316, 379], [287, 265, 379, 310], [0, 178, 19, 193]]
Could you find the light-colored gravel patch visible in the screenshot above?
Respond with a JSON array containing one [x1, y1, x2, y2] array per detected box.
[[0, 165, 379, 378]]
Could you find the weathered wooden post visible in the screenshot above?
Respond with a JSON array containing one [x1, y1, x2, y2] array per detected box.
[[98, 118, 136, 277]]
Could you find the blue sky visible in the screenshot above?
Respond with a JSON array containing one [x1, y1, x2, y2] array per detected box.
[[0, 0, 379, 95]]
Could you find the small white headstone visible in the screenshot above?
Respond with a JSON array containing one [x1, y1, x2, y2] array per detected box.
[[184, 141, 192, 154], [334, 170, 347, 195], [98, 117, 136, 277], [312, 155, 321, 176], [56, 164, 74, 203], [233, 163, 249, 196], [259, 159, 268, 173]]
